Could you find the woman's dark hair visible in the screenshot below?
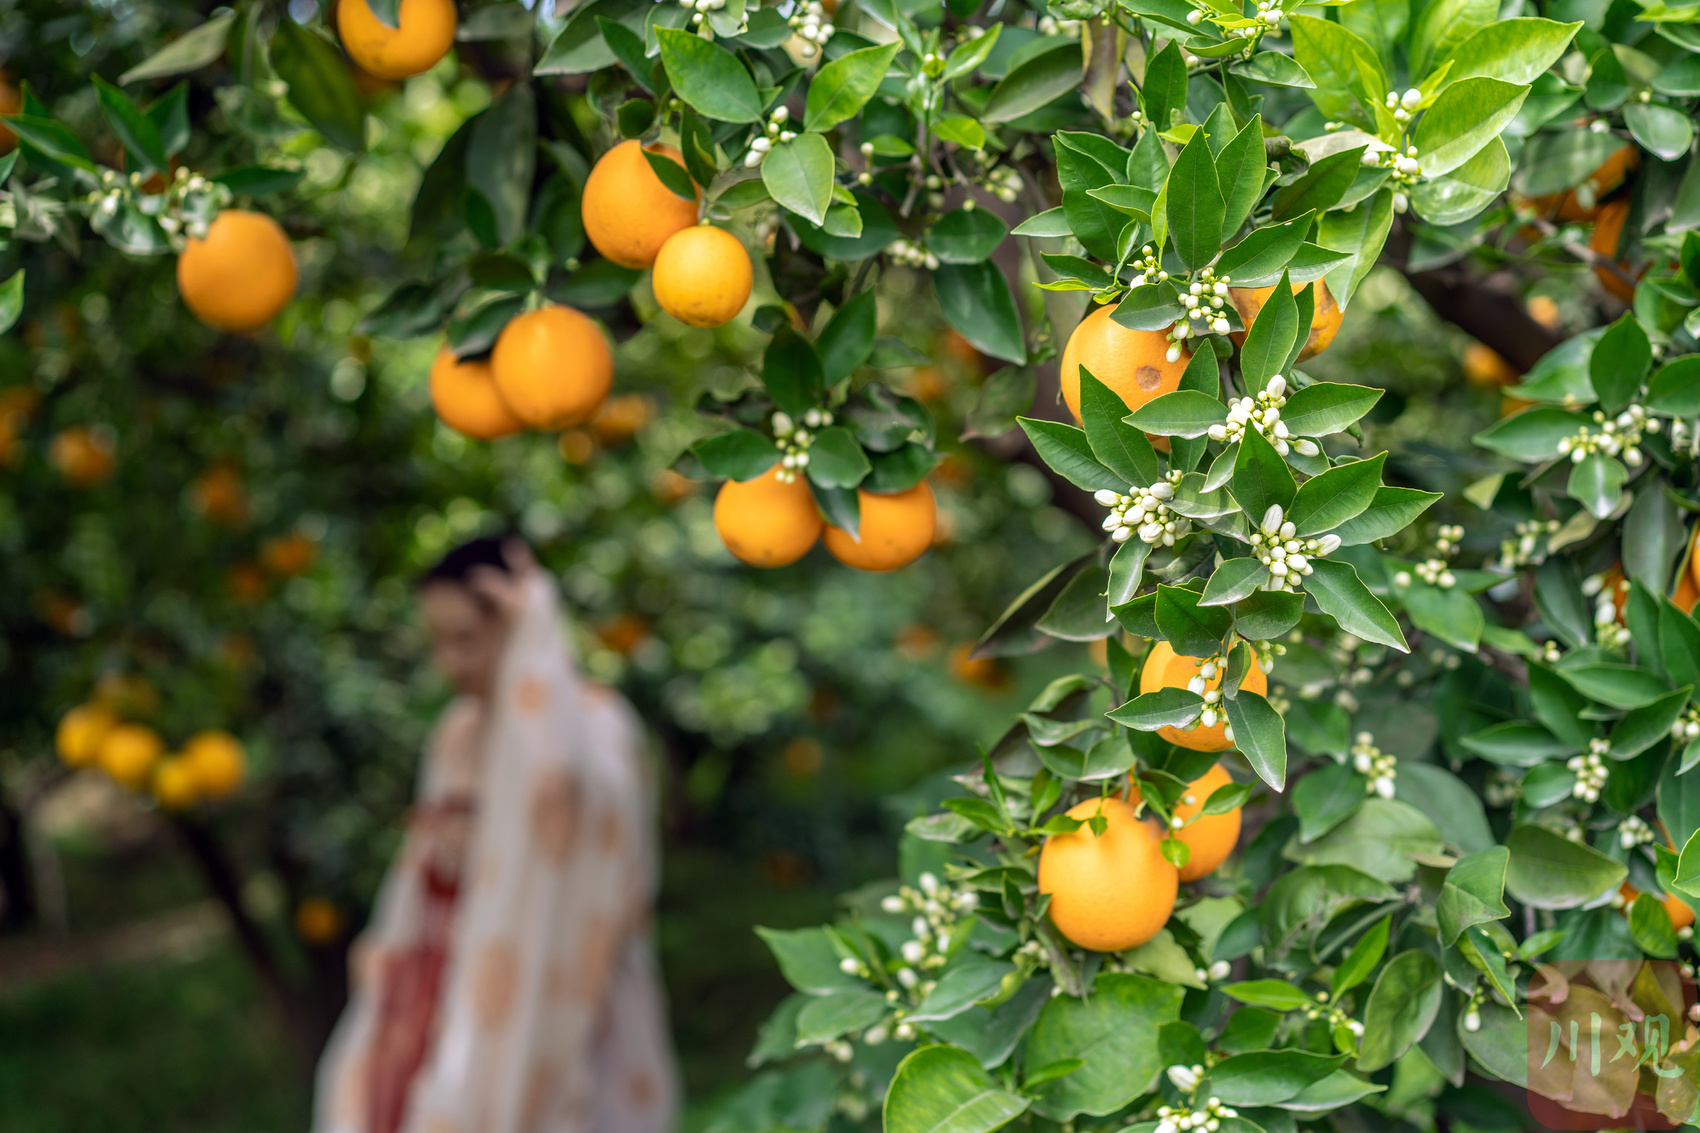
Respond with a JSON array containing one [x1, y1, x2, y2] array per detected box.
[[418, 536, 516, 589]]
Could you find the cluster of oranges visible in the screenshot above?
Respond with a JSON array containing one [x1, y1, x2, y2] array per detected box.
[[1058, 279, 1344, 425], [429, 305, 614, 441], [54, 679, 247, 811], [713, 469, 939, 572], [1516, 144, 1643, 302], [1036, 640, 1262, 952]]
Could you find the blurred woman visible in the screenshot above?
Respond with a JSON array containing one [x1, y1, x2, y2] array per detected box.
[[313, 538, 677, 1133]]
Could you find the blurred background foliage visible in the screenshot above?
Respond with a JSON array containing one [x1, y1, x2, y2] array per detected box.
[[0, 0, 1554, 1129]]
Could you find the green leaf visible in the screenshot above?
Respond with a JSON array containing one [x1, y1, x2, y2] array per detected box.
[[1215, 214, 1313, 289], [1224, 690, 1287, 791], [1629, 893, 1679, 959], [1566, 453, 1627, 520], [1321, 188, 1394, 311], [1331, 916, 1390, 997], [1625, 102, 1694, 163], [1288, 453, 1384, 536], [1107, 687, 1206, 730], [92, 76, 167, 175], [930, 206, 1009, 264], [1331, 487, 1440, 547], [1290, 14, 1381, 128], [1201, 559, 1272, 607], [1293, 761, 1367, 843], [1271, 147, 1365, 223], [817, 289, 877, 382], [1611, 686, 1691, 758], [1356, 950, 1441, 1072], [119, 11, 236, 84], [213, 165, 306, 197], [1110, 283, 1186, 332], [1471, 405, 1589, 461], [754, 926, 862, 993], [1306, 560, 1407, 652], [467, 83, 537, 246], [1230, 51, 1316, 90], [805, 41, 900, 132], [795, 988, 891, 1043], [803, 426, 872, 489], [1231, 428, 1296, 531], [641, 142, 695, 197], [1204, 1050, 1348, 1106], [1166, 131, 1225, 271], [1278, 382, 1383, 438], [1410, 77, 1529, 179], [982, 39, 1083, 124], [1079, 369, 1160, 487], [1025, 973, 1184, 1119], [1284, 798, 1443, 882], [1156, 585, 1234, 658], [0, 270, 23, 336], [885, 1046, 1030, 1133], [271, 20, 366, 153], [1458, 720, 1577, 766], [935, 263, 1026, 364], [694, 428, 781, 480], [1017, 418, 1123, 493], [1503, 824, 1626, 909], [1439, 18, 1582, 86], [1410, 0, 1495, 79], [1140, 39, 1189, 132], [944, 23, 1003, 81], [656, 28, 762, 122], [1646, 355, 1700, 418], [1589, 312, 1651, 414], [762, 326, 825, 415], [1411, 135, 1510, 226], [1239, 272, 1298, 387], [762, 132, 836, 225], [1222, 979, 1313, 1010], [1437, 846, 1510, 946], [1557, 663, 1670, 709], [1012, 208, 1071, 237], [1216, 116, 1269, 242]]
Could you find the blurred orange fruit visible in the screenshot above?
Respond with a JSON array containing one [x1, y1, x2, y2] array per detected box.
[[184, 730, 246, 799], [490, 306, 613, 429], [295, 897, 346, 944], [56, 703, 117, 768], [177, 210, 297, 331], [261, 530, 319, 577], [228, 561, 269, 603], [429, 348, 525, 440], [1591, 199, 1640, 302], [337, 0, 457, 79], [591, 393, 655, 445], [1462, 343, 1519, 388], [581, 140, 699, 270], [152, 757, 201, 810], [98, 723, 164, 789], [50, 426, 115, 486], [192, 466, 248, 526], [948, 642, 1009, 692]]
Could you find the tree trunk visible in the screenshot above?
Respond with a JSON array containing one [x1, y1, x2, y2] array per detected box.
[[0, 791, 36, 933]]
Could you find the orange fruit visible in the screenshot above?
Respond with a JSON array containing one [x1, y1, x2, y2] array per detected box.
[[948, 642, 1010, 692], [177, 210, 298, 331], [652, 225, 753, 328], [260, 531, 318, 577], [152, 757, 201, 810], [228, 561, 269, 603], [49, 427, 115, 486], [0, 74, 19, 154], [822, 482, 937, 572], [1229, 278, 1343, 363], [1525, 145, 1640, 223], [713, 465, 822, 567], [191, 466, 248, 526], [1139, 639, 1269, 752], [581, 140, 699, 269], [429, 348, 525, 440], [490, 306, 614, 429], [1620, 883, 1695, 931], [56, 703, 117, 768], [591, 393, 655, 445], [337, 0, 457, 80], [98, 723, 165, 789], [1037, 796, 1179, 951], [1129, 762, 1242, 882], [1527, 295, 1562, 330], [596, 613, 651, 655], [1462, 343, 1519, 388], [184, 730, 247, 799], [295, 898, 346, 944], [1059, 304, 1189, 422], [1591, 199, 1639, 302]]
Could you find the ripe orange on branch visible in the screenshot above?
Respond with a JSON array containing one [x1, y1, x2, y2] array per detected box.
[[581, 140, 699, 269], [823, 482, 937, 572], [714, 465, 822, 567], [653, 225, 753, 328], [1620, 882, 1695, 931], [152, 757, 201, 810], [337, 0, 458, 80], [490, 305, 614, 429], [1140, 640, 1267, 752], [1229, 278, 1343, 362], [177, 210, 297, 331], [98, 723, 165, 789], [430, 348, 525, 440], [1058, 304, 1189, 422], [1129, 762, 1242, 882], [1038, 796, 1178, 951], [56, 703, 117, 767], [50, 426, 116, 487]]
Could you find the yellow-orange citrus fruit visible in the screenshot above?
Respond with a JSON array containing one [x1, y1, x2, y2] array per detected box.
[[177, 210, 298, 331], [296, 897, 346, 944], [1059, 304, 1189, 422], [337, 0, 457, 79], [490, 306, 614, 429], [1525, 145, 1640, 223], [1678, 530, 1700, 615], [184, 730, 247, 799], [948, 642, 1010, 693], [98, 723, 165, 790], [1229, 279, 1343, 362], [823, 482, 937, 572], [1038, 796, 1179, 951], [0, 75, 19, 154], [1527, 295, 1562, 330], [1132, 762, 1242, 882], [591, 393, 655, 445], [192, 466, 248, 526], [152, 757, 201, 810], [713, 465, 822, 567], [228, 561, 269, 603], [429, 348, 525, 440], [56, 703, 117, 768], [50, 426, 116, 486], [1462, 343, 1519, 388], [1591, 199, 1639, 302], [1140, 639, 1269, 752], [261, 531, 318, 577], [581, 140, 699, 269], [1621, 883, 1696, 931], [652, 225, 753, 328]]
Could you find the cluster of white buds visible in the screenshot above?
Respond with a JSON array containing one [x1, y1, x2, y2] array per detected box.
[[822, 1038, 856, 1061], [1155, 1093, 1238, 1133], [1191, 959, 1234, 983], [1672, 419, 1691, 450], [1095, 476, 1190, 546], [1582, 570, 1630, 649], [1557, 405, 1657, 466], [680, 0, 731, 29], [1351, 732, 1396, 798], [1484, 768, 1521, 807], [1568, 740, 1610, 802], [1463, 990, 1485, 1033], [1402, 558, 1456, 588], [1363, 145, 1422, 213], [1250, 504, 1340, 592], [877, 872, 979, 987], [1302, 992, 1366, 1036], [87, 165, 232, 246], [772, 407, 830, 482], [1255, 639, 1285, 674], [1541, 639, 1563, 663], [1496, 518, 1561, 570], [885, 238, 939, 270], [1383, 87, 1423, 123], [1129, 244, 1169, 287], [1253, 0, 1284, 29], [1618, 814, 1656, 850], [981, 165, 1022, 204], [788, 0, 834, 56], [1434, 524, 1464, 556], [1183, 653, 1233, 737], [1207, 375, 1321, 459], [1179, 266, 1235, 339], [1672, 709, 1700, 745], [1036, 14, 1082, 36], [744, 106, 797, 167]]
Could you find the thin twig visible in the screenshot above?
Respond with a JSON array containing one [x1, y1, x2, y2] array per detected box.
[[1524, 214, 1640, 291]]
